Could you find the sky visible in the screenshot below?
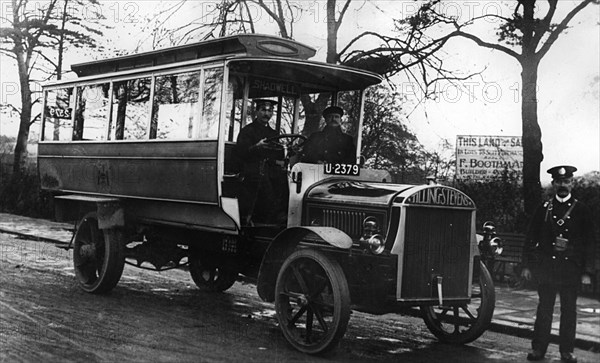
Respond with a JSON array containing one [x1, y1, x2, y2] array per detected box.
[[1, 0, 599, 177]]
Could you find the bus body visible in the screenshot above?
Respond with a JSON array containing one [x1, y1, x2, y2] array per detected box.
[[38, 34, 494, 355]]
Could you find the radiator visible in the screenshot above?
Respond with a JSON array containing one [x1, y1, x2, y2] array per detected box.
[[400, 207, 472, 300]]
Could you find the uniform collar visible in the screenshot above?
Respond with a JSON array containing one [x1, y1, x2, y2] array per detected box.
[[555, 194, 572, 203]]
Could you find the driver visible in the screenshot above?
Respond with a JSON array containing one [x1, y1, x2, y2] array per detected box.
[[235, 99, 286, 225], [301, 106, 356, 164]]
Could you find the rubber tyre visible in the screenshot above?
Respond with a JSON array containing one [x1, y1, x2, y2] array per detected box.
[[274, 249, 350, 355], [72, 212, 125, 294], [420, 260, 495, 344]]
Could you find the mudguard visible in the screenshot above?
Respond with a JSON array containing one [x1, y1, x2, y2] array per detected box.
[[257, 226, 352, 302]]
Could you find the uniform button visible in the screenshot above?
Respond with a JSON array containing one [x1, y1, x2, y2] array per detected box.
[[553, 216, 557, 219], [565, 229, 569, 232], [567, 216, 571, 219], [565, 257, 569, 260], [552, 256, 556, 259], [552, 243, 556, 245]]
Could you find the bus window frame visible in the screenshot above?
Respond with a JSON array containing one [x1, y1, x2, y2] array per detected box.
[[72, 81, 113, 141], [40, 61, 227, 144], [224, 69, 304, 139], [42, 86, 77, 142]]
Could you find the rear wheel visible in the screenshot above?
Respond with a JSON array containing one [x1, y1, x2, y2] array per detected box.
[[189, 251, 238, 292], [420, 261, 495, 344], [274, 249, 350, 354], [72, 212, 125, 294]]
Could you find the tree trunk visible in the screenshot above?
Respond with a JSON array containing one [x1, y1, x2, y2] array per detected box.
[[12, 45, 32, 176], [326, 0, 338, 64], [57, 0, 69, 81], [520, 58, 543, 217], [299, 94, 329, 136]]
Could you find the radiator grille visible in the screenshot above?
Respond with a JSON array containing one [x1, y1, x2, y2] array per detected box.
[[322, 209, 366, 238], [401, 207, 472, 300]]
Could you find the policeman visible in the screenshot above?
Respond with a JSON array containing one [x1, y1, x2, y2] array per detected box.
[[301, 106, 356, 164], [521, 165, 596, 363], [234, 99, 285, 224]]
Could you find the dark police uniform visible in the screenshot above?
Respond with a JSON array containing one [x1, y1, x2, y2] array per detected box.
[[235, 106, 285, 224], [522, 166, 595, 359]]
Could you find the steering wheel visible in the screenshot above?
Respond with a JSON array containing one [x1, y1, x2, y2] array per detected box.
[[263, 133, 307, 151]]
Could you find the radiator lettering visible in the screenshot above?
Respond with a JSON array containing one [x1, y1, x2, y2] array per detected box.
[[406, 187, 474, 208]]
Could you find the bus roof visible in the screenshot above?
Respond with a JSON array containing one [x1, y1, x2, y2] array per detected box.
[[71, 34, 317, 77], [229, 57, 382, 92]]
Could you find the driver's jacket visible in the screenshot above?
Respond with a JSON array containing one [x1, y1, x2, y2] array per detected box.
[[234, 121, 284, 177]]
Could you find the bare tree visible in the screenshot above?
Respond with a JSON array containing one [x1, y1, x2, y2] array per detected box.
[[392, 0, 599, 216], [0, 0, 105, 175]]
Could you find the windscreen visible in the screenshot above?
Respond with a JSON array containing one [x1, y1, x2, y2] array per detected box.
[[224, 73, 362, 145]]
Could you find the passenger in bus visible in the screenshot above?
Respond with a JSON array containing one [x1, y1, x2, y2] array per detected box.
[[235, 99, 287, 225], [301, 106, 356, 164]]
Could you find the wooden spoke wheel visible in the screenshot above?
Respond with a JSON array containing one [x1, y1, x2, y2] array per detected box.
[[189, 252, 238, 292], [274, 249, 350, 355], [420, 260, 495, 344], [72, 212, 125, 294]]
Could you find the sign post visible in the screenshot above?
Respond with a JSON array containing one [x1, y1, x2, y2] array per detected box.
[[456, 135, 523, 181]]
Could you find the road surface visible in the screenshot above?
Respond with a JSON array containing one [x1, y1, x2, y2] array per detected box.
[[1, 232, 598, 362]]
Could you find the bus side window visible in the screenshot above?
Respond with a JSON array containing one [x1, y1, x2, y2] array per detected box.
[[200, 67, 223, 139], [43, 87, 74, 141], [276, 97, 298, 135], [224, 77, 244, 142], [73, 83, 110, 141], [337, 90, 361, 141], [110, 77, 151, 140], [151, 71, 200, 140]]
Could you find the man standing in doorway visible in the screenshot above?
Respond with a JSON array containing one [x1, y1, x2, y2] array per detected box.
[[235, 99, 285, 225], [521, 165, 596, 363]]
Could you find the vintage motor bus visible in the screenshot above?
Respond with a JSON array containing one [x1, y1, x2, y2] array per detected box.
[[38, 34, 495, 354]]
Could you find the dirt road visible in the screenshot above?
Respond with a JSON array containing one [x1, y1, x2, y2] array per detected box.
[[1, 232, 598, 362]]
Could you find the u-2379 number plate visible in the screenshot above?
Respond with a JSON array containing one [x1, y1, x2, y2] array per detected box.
[[324, 163, 360, 176]]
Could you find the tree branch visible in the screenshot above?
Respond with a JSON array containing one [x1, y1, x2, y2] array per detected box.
[[32, 48, 57, 69], [244, 0, 256, 34], [339, 31, 400, 60], [531, 0, 558, 48], [29, 112, 41, 125], [336, 0, 352, 30], [537, 0, 595, 59], [451, 30, 520, 59]]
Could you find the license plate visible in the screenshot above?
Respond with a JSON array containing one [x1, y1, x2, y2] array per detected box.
[[324, 163, 360, 176]]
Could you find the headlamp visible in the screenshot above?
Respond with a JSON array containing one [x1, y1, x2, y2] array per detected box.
[[361, 216, 385, 254], [366, 234, 385, 254], [489, 236, 503, 256]]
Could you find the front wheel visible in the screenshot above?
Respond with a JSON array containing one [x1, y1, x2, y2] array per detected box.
[[72, 212, 125, 294], [274, 249, 350, 355], [420, 260, 495, 344]]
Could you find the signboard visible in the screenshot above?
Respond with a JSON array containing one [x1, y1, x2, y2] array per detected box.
[[250, 78, 299, 96], [45, 105, 72, 119], [456, 135, 523, 181]]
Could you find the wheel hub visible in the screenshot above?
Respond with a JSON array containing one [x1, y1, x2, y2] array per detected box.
[[296, 294, 309, 307], [79, 244, 96, 259]]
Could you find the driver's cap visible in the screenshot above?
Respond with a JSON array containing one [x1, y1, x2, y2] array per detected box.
[[253, 99, 278, 109]]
